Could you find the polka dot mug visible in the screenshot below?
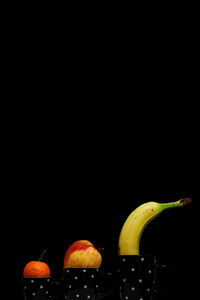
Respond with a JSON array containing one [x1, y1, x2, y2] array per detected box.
[[22, 276, 61, 300], [118, 255, 171, 300], [63, 267, 116, 299]]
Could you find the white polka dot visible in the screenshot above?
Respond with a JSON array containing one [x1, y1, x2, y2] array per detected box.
[[40, 285, 43, 289], [32, 292, 36, 296], [69, 285, 72, 288], [47, 278, 50, 282], [123, 258, 126, 262], [140, 298, 143, 300], [46, 291, 49, 294], [131, 287, 135, 291], [74, 276, 78, 280], [148, 269, 152, 274], [87, 296, 91, 299], [91, 274, 94, 278], [83, 269, 86, 272], [31, 280, 34, 283], [96, 268, 99, 272], [139, 278, 142, 283], [125, 297, 129, 299], [141, 257, 144, 261], [147, 288, 150, 292], [123, 278, 126, 282], [96, 284, 99, 288], [131, 268, 135, 271], [84, 285, 87, 288], [24, 286, 27, 290], [76, 294, 80, 298]]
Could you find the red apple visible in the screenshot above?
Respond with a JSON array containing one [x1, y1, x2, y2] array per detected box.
[[64, 240, 102, 268]]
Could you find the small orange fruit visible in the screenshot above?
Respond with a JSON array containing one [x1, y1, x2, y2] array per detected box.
[[23, 261, 50, 277], [23, 250, 50, 277]]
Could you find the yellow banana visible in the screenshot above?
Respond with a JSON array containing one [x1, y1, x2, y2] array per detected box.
[[118, 198, 191, 255]]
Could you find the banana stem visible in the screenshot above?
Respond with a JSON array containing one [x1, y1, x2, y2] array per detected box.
[[159, 198, 192, 212]]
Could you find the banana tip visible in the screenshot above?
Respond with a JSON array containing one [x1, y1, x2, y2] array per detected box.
[[180, 198, 192, 206]]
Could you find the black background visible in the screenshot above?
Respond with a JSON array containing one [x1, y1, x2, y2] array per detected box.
[[2, 8, 198, 299], [6, 72, 197, 300], [9, 115, 195, 300]]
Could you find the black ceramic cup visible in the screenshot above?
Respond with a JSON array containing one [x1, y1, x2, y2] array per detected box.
[[22, 277, 61, 300], [63, 267, 115, 300], [118, 255, 171, 300]]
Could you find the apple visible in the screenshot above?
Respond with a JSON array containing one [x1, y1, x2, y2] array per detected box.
[[23, 250, 50, 277], [64, 240, 102, 268]]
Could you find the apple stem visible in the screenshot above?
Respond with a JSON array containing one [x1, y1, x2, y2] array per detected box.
[[97, 248, 105, 251], [38, 249, 47, 262]]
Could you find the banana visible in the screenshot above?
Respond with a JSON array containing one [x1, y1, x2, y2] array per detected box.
[[118, 198, 191, 255]]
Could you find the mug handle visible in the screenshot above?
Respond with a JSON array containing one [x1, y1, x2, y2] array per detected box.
[[153, 264, 172, 294], [97, 272, 116, 300]]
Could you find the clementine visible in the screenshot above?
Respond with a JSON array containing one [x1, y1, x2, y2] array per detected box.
[[23, 261, 50, 277]]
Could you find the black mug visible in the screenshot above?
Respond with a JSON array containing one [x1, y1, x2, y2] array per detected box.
[[22, 277, 61, 300], [63, 267, 115, 299], [118, 255, 171, 300]]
